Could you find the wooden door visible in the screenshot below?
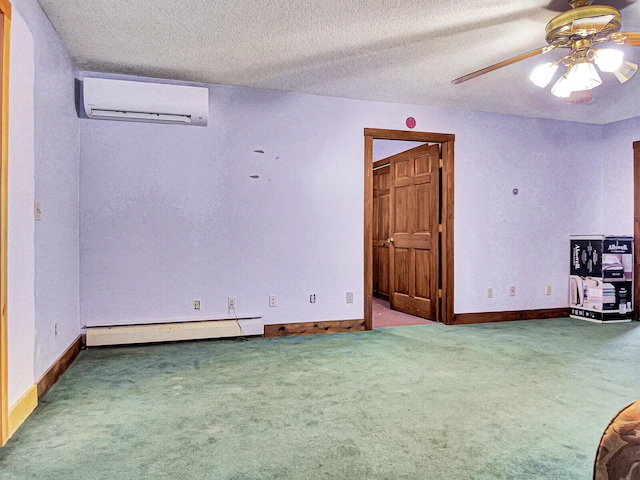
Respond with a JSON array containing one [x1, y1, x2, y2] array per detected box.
[[388, 144, 440, 320], [373, 165, 390, 300]]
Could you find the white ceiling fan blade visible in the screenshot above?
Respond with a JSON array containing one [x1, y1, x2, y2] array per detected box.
[[568, 89, 592, 104], [572, 14, 615, 34]]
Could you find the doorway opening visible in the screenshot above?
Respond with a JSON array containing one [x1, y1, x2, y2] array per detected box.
[[364, 129, 454, 330]]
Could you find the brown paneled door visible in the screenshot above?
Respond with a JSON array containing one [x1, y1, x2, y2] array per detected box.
[[388, 144, 440, 320], [373, 165, 390, 300]]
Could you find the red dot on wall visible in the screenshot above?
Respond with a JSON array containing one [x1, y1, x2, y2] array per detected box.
[[406, 117, 416, 129]]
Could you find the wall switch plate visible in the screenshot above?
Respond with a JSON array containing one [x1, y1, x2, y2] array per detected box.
[[310, 294, 316, 304], [546, 285, 552, 296], [269, 295, 276, 307], [346, 292, 353, 303], [194, 299, 201, 310], [510, 286, 516, 297], [228, 296, 236, 309], [487, 287, 493, 299]]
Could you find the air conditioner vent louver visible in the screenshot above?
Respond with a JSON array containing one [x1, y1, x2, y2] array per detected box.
[[82, 77, 208, 126]]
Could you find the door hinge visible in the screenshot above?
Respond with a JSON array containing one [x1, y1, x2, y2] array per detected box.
[[438, 224, 443, 233], [438, 289, 442, 298], [439, 159, 443, 168]]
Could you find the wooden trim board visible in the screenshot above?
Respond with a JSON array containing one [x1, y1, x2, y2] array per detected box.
[[8, 385, 36, 438], [364, 128, 454, 144], [0, 0, 11, 448], [364, 134, 374, 330], [440, 141, 455, 325], [264, 319, 365, 337], [451, 308, 570, 325], [37, 335, 84, 399]]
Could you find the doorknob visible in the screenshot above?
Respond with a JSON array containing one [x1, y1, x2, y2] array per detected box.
[[387, 237, 394, 243]]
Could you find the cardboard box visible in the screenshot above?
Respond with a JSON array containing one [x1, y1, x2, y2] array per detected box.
[[570, 236, 633, 323]]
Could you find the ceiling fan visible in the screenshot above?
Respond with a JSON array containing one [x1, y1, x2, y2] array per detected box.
[[452, 0, 640, 101]]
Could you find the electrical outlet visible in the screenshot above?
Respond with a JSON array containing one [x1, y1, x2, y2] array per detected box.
[[346, 292, 354, 304], [34, 201, 42, 221], [194, 299, 200, 310], [269, 295, 277, 307], [228, 296, 236, 309], [487, 287, 493, 299], [510, 286, 516, 297], [546, 285, 552, 296], [310, 294, 316, 304]]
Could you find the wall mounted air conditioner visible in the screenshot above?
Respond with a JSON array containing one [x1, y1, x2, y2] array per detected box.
[[82, 77, 209, 126]]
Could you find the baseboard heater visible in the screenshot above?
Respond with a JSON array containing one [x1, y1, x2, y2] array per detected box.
[[85, 317, 263, 347]]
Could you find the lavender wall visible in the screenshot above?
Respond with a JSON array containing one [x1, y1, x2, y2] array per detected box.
[[7, 7, 35, 407], [79, 77, 606, 324], [442, 111, 604, 312], [13, 0, 80, 383], [600, 116, 640, 235]]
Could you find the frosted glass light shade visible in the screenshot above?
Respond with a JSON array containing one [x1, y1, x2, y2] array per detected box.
[[594, 49, 624, 72], [614, 60, 638, 83], [565, 61, 602, 91], [529, 62, 559, 88], [551, 74, 573, 98]]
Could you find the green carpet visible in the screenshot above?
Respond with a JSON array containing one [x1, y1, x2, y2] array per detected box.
[[2, 318, 640, 479]]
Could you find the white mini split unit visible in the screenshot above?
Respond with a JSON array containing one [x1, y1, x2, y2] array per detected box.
[[82, 77, 209, 126]]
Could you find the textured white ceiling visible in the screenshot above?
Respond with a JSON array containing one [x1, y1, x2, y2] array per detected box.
[[36, 0, 640, 124]]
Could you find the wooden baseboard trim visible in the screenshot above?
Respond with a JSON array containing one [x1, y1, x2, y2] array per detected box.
[[264, 319, 365, 337], [451, 308, 570, 325], [36, 335, 84, 399], [8, 384, 37, 438]]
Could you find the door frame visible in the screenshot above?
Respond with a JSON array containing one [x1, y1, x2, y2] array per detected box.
[[364, 128, 455, 329], [0, 0, 11, 447]]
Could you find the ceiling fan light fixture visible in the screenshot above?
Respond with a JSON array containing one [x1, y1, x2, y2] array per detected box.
[[551, 74, 574, 98], [565, 60, 602, 91], [594, 48, 624, 72], [530, 61, 560, 87], [452, 1, 640, 104], [613, 60, 638, 83]]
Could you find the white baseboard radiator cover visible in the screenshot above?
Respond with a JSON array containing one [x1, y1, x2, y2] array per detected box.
[[86, 317, 263, 347]]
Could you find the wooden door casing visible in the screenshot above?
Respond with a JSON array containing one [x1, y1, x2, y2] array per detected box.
[[0, 0, 11, 447], [373, 165, 390, 300], [388, 144, 440, 320]]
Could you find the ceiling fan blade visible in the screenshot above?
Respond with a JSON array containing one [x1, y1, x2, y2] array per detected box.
[[617, 32, 640, 46], [572, 14, 615, 33], [568, 89, 592, 104], [451, 46, 555, 85]]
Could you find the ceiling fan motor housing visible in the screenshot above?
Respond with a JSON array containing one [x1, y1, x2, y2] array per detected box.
[[545, 6, 622, 47]]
